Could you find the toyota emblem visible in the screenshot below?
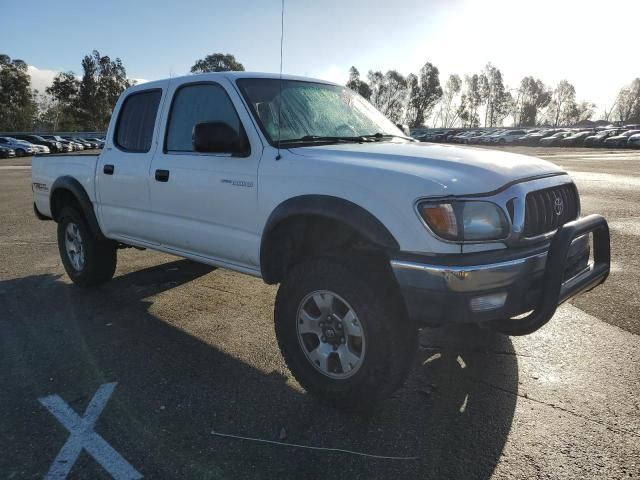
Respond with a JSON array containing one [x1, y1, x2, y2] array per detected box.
[[553, 195, 564, 216]]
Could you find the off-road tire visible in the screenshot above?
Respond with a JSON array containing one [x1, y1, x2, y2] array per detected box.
[[57, 206, 117, 287], [274, 256, 417, 411]]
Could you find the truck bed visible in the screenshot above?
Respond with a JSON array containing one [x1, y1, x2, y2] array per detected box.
[[32, 153, 101, 219]]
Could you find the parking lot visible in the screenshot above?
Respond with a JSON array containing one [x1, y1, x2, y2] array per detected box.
[[1, 146, 639, 479]]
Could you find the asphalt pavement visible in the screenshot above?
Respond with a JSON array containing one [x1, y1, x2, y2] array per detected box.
[[1, 147, 638, 479]]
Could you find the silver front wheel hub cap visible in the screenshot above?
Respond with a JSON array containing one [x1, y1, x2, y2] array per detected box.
[[296, 290, 366, 379], [64, 222, 85, 271]]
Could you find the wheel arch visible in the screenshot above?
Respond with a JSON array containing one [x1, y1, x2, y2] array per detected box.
[[260, 195, 400, 284], [50, 176, 106, 241]]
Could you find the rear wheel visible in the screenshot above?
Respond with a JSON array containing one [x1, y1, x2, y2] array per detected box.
[[15, 148, 25, 157], [57, 206, 117, 287], [274, 257, 417, 410]]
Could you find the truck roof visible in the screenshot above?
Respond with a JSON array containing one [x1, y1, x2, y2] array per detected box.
[[129, 71, 337, 92]]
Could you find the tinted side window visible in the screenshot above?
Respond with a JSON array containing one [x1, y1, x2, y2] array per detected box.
[[115, 89, 162, 153], [165, 83, 242, 152]]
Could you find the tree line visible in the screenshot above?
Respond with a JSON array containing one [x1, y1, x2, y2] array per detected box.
[[1, 51, 639, 132], [348, 63, 639, 129], [0, 51, 247, 133], [0, 51, 132, 132]]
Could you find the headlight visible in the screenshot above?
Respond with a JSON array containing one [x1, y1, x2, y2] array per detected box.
[[417, 200, 509, 242]]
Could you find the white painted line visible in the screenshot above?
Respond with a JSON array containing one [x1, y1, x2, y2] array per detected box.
[[210, 430, 419, 460], [459, 394, 469, 413], [39, 382, 142, 480], [0, 165, 31, 170], [423, 352, 442, 365], [456, 355, 467, 369]]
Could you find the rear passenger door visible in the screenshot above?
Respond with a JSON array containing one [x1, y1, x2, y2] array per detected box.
[[149, 79, 263, 269], [96, 86, 165, 244]]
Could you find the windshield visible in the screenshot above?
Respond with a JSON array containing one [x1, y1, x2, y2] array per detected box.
[[237, 79, 406, 145]]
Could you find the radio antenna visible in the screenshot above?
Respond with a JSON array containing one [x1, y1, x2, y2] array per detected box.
[[276, 0, 285, 160]]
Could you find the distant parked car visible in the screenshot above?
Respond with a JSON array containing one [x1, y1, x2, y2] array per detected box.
[[583, 129, 623, 147], [516, 129, 554, 145], [64, 137, 95, 149], [491, 129, 527, 144], [85, 137, 106, 149], [539, 131, 572, 146], [603, 130, 640, 147], [0, 146, 16, 158], [467, 130, 498, 144], [560, 131, 594, 147], [480, 130, 506, 144], [75, 137, 100, 149], [0, 137, 37, 156], [12, 134, 62, 153], [442, 130, 461, 142], [449, 131, 470, 143], [463, 131, 485, 143], [421, 129, 458, 142], [627, 133, 640, 149], [62, 138, 85, 151], [448, 131, 478, 143], [40, 135, 77, 152], [417, 130, 444, 142], [14, 139, 50, 154], [30, 143, 51, 154]]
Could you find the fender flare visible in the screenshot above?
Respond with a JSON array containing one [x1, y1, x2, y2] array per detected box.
[[50, 176, 106, 240], [260, 195, 399, 282]]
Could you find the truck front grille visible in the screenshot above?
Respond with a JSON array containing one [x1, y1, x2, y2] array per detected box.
[[523, 184, 579, 237]]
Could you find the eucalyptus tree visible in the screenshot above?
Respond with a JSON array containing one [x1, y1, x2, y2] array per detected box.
[[190, 53, 245, 73], [0, 54, 35, 131]]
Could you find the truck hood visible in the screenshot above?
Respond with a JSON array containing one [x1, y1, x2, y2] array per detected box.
[[289, 142, 565, 196]]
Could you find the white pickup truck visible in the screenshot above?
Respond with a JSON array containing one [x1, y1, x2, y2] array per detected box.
[[32, 72, 610, 410]]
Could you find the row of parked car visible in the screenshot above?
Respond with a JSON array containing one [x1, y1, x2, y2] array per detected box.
[[415, 126, 640, 148], [0, 134, 106, 158]]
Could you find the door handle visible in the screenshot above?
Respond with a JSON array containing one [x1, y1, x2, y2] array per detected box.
[[103, 164, 114, 175], [155, 169, 170, 182]]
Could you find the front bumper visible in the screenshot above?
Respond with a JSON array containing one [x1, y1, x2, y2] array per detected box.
[[391, 215, 610, 334]]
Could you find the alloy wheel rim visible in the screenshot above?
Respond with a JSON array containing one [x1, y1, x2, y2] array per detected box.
[[64, 222, 85, 271], [296, 290, 366, 379]]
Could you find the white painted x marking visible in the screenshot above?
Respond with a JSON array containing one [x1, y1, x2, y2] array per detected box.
[[39, 382, 142, 479]]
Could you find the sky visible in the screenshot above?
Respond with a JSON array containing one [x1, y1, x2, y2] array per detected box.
[[4, 0, 639, 119]]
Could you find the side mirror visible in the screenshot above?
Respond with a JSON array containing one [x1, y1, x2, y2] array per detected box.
[[192, 121, 248, 155]]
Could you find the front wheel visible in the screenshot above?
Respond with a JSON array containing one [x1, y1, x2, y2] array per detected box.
[[274, 257, 417, 410], [57, 206, 117, 287]]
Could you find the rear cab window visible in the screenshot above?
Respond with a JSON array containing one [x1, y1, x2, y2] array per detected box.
[[115, 89, 162, 153]]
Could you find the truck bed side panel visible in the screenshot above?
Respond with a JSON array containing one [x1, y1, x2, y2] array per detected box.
[[32, 154, 100, 218]]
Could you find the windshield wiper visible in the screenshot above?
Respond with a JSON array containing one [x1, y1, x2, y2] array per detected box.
[[362, 132, 416, 142], [280, 135, 374, 145], [279, 133, 415, 145]]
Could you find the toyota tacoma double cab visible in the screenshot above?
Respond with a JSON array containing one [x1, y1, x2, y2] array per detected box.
[[32, 72, 610, 410]]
